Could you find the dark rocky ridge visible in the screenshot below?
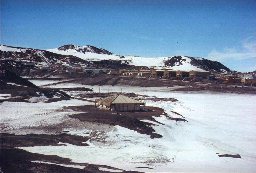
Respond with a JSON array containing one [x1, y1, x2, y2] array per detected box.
[[0, 45, 132, 77], [189, 56, 231, 72], [0, 69, 38, 89], [0, 69, 71, 101], [164, 56, 231, 72]]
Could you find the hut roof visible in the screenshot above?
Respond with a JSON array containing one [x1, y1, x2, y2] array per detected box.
[[99, 94, 143, 106]]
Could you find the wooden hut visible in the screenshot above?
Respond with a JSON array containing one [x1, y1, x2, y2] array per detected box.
[[176, 71, 190, 78], [241, 75, 256, 86], [163, 69, 177, 78], [96, 94, 145, 112], [137, 69, 151, 77]]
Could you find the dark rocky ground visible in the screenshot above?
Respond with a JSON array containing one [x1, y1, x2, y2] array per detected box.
[[0, 147, 139, 173], [1, 73, 247, 173], [0, 70, 70, 103], [0, 78, 185, 172], [63, 75, 256, 94], [1, 133, 89, 148], [1, 128, 143, 173], [67, 105, 165, 139]]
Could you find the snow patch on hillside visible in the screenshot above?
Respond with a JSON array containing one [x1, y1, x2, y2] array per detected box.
[[125, 55, 167, 67], [170, 56, 207, 72], [0, 45, 27, 52], [47, 48, 121, 61], [48, 48, 170, 67]]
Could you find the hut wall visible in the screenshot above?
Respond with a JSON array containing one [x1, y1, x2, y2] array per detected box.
[[156, 71, 164, 78], [177, 71, 189, 78], [181, 72, 190, 78], [163, 70, 169, 78], [151, 69, 157, 78], [112, 103, 141, 112], [169, 71, 177, 77], [241, 79, 256, 86]]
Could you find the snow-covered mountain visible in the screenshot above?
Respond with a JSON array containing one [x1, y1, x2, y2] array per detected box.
[[48, 44, 230, 72], [1, 44, 231, 76]]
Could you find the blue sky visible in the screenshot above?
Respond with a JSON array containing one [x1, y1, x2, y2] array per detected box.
[[1, 0, 256, 71]]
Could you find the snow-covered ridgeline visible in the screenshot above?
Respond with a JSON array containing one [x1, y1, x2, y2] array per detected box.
[[0, 45, 27, 52], [48, 48, 207, 71], [47, 48, 168, 67], [47, 48, 121, 61], [1, 44, 212, 72]]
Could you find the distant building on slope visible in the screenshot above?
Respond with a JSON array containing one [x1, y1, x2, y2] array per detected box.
[[96, 94, 145, 112], [150, 67, 210, 79], [222, 75, 242, 84], [241, 74, 256, 86], [150, 67, 176, 79]]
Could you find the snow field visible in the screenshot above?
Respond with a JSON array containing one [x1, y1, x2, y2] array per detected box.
[[28, 79, 65, 86], [0, 99, 92, 132], [3, 84, 255, 172]]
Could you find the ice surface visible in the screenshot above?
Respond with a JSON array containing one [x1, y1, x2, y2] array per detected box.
[[31, 161, 85, 169], [0, 94, 11, 100], [98, 167, 122, 172], [19, 86, 256, 172], [41, 82, 89, 88], [0, 99, 91, 132], [28, 79, 65, 86]]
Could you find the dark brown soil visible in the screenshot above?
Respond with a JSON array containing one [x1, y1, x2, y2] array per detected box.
[[1, 148, 139, 173], [0, 71, 72, 104], [66, 75, 256, 94], [0, 133, 89, 148], [67, 105, 164, 138], [0, 84, 70, 103], [76, 74, 182, 87], [0, 148, 88, 173], [0, 134, 140, 173], [217, 153, 241, 158]]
